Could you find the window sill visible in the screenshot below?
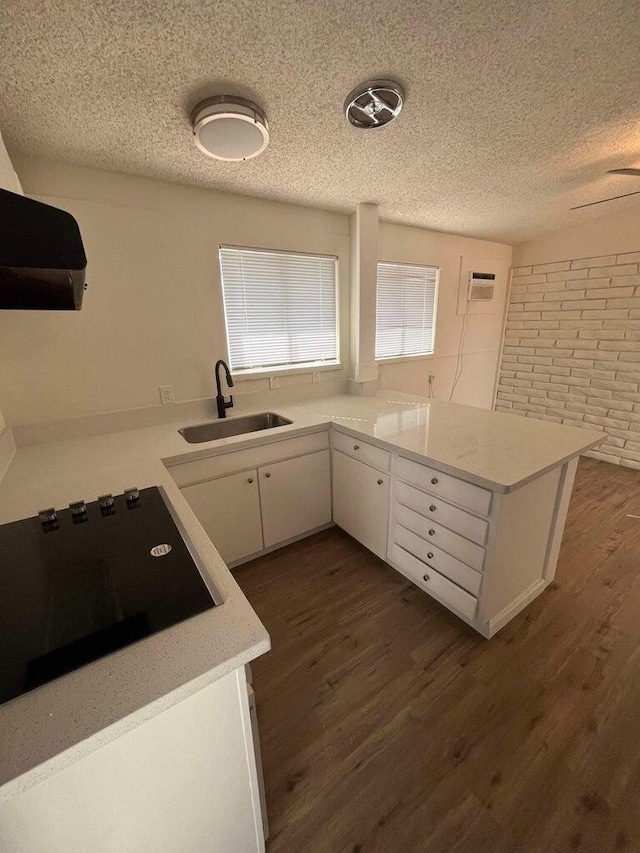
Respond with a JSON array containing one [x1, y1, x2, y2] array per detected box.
[[232, 362, 344, 381], [375, 353, 435, 366]]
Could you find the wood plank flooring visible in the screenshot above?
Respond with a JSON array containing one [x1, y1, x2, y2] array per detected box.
[[234, 457, 640, 853]]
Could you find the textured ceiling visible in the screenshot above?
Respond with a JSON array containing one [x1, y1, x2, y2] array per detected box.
[[1, 0, 640, 244]]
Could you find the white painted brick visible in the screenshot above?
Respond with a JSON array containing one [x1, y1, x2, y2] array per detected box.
[[518, 355, 553, 365], [509, 303, 523, 312], [603, 319, 640, 329], [574, 350, 618, 361], [510, 292, 545, 303], [513, 402, 547, 414], [610, 410, 640, 424], [495, 404, 513, 412], [606, 297, 640, 309], [510, 273, 548, 285], [598, 339, 640, 351], [528, 281, 567, 293], [503, 346, 535, 355], [578, 329, 625, 339], [565, 299, 607, 310], [584, 414, 629, 430], [588, 286, 636, 300], [606, 400, 633, 412], [618, 447, 640, 462], [600, 435, 626, 448], [576, 386, 612, 398], [515, 330, 541, 339], [522, 321, 559, 329], [562, 336, 596, 347], [546, 289, 585, 301], [571, 255, 616, 269], [630, 310, 640, 319], [547, 391, 585, 403], [505, 320, 525, 329], [588, 450, 621, 464], [613, 391, 640, 403], [512, 266, 533, 276], [541, 311, 582, 320], [547, 269, 587, 282], [620, 458, 640, 470], [537, 328, 579, 339], [515, 370, 536, 379], [528, 387, 549, 399], [510, 311, 542, 320], [501, 378, 533, 388], [566, 277, 611, 290], [533, 365, 571, 376], [590, 264, 639, 277], [624, 331, 640, 341], [532, 261, 571, 274], [502, 354, 518, 363], [570, 368, 616, 380], [554, 374, 590, 387], [532, 381, 555, 390], [535, 348, 574, 358], [583, 309, 629, 320], [617, 253, 640, 265], [592, 378, 638, 391], [532, 338, 560, 348], [553, 358, 595, 369], [565, 401, 609, 416], [504, 329, 524, 338], [603, 427, 633, 440], [497, 391, 530, 403], [559, 319, 603, 329], [624, 440, 640, 452]]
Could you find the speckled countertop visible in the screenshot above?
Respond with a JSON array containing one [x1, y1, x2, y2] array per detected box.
[[0, 391, 601, 801]]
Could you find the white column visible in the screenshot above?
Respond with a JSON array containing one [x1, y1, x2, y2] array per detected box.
[[350, 202, 379, 389]]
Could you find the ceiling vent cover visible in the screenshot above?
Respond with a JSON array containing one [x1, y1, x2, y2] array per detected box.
[[191, 96, 269, 161], [344, 80, 404, 129]]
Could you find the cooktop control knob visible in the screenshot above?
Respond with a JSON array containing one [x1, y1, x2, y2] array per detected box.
[[38, 507, 59, 530], [98, 493, 115, 516], [124, 487, 141, 508], [69, 500, 88, 523]]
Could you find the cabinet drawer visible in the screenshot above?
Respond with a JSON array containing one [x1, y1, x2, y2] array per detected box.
[[395, 481, 488, 545], [168, 430, 329, 487], [392, 524, 482, 596], [394, 503, 485, 571], [390, 543, 477, 621], [395, 456, 492, 516], [331, 430, 390, 472]]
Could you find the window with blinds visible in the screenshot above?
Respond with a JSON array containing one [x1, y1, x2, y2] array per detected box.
[[375, 261, 439, 360], [219, 246, 339, 371]]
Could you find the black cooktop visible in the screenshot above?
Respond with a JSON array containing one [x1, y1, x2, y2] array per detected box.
[[0, 486, 216, 706]]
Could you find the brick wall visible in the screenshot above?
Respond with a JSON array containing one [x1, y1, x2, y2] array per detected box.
[[495, 251, 640, 468]]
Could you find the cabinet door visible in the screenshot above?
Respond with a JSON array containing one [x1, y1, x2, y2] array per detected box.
[[259, 450, 331, 548], [181, 470, 263, 564], [332, 450, 390, 559]]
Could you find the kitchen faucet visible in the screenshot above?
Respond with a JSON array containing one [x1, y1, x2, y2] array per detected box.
[[215, 359, 234, 418]]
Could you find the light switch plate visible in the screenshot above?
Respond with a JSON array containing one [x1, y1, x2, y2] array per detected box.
[[269, 376, 279, 390]]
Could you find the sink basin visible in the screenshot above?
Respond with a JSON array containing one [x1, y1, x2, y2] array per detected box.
[[178, 412, 293, 443]]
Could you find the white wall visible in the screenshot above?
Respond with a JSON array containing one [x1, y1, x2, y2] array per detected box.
[[0, 155, 511, 426], [377, 222, 511, 408]]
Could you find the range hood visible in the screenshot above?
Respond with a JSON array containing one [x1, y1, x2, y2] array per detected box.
[[0, 188, 87, 310]]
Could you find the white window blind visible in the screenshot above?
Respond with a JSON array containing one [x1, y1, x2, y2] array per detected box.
[[375, 261, 439, 360], [219, 246, 338, 371]]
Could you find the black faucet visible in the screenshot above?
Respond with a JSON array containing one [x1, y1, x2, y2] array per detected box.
[[215, 359, 234, 418]]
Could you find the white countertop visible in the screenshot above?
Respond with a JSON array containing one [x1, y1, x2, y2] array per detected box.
[[0, 391, 601, 800]]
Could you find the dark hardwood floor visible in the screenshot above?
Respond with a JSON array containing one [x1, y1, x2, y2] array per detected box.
[[235, 457, 640, 853]]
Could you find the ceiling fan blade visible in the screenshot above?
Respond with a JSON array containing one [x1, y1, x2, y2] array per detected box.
[[608, 168, 640, 177], [570, 189, 640, 210]]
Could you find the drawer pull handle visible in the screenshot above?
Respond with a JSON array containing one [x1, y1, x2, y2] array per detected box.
[[429, 504, 436, 512], [247, 478, 254, 484], [423, 573, 430, 582], [353, 444, 360, 451], [377, 478, 384, 485], [427, 552, 434, 559], [428, 529, 436, 536], [265, 472, 271, 478], [431, 477, 438, 485]]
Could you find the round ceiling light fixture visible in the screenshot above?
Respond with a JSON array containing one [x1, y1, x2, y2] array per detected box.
[[344, 79, 404, 129], [191, 95, 269, 161]]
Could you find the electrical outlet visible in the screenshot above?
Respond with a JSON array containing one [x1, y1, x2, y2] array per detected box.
[[312, 371, 321, 383], [159, 385, 175, 405], [269, 376, 279, 390]]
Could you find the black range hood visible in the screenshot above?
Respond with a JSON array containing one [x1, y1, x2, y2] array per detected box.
[[0, 188, 87, 310]]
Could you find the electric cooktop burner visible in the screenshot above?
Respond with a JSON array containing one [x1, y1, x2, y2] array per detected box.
[[0, 486, 217, 705]]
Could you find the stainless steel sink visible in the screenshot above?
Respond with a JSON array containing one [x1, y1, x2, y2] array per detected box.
[[178, 412, 293, 443]]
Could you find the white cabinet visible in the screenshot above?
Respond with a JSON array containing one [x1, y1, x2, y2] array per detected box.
[[259, 450, 332, 548], [181, 470, 263, 564], [332, 449, 390, 560]]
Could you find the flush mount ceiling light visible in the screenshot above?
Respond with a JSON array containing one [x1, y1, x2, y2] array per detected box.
[[191, 95, 269, 161], [344, 79, 404, 129]]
